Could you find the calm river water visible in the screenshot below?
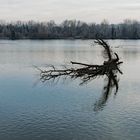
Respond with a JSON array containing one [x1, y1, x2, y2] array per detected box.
[[0, 40, 140, 140]]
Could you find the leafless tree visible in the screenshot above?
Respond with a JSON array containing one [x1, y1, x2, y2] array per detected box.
[[37, 39, 123, 111]]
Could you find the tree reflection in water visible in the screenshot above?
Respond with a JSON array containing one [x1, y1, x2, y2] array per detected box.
[[94, 70, 120, 111]]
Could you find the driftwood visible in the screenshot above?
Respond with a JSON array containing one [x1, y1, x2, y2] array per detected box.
[[40, 39, 122, 85], [38, 39, 123, 111]]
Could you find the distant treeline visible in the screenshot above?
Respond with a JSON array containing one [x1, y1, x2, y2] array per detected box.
[[0, 19, 140, 39]]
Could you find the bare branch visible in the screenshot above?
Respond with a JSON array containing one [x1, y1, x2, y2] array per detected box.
[[37, 39, 123, 111]]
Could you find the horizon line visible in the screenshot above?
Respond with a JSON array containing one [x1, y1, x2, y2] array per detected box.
[[0, 18, 140, 24]]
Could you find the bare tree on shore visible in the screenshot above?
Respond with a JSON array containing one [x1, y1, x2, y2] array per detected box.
[[0, 19, 140, 39]]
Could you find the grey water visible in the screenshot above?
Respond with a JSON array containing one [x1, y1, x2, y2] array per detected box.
[[0, 40, 140, 140]]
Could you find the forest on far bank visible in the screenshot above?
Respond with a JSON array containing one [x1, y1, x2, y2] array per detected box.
[[0, 19, 140, 40]]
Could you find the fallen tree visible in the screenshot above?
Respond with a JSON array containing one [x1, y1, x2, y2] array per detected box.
[[40, 39, 122, 86], [38, 39, 123, 111]]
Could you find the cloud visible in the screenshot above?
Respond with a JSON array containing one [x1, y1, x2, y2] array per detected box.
[[0, 0, 139, 23], [118, 4, 140, 11]]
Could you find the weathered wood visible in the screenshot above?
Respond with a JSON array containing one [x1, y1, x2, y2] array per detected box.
[[39, 39, 123, 90], [37, 39, 123, 111]]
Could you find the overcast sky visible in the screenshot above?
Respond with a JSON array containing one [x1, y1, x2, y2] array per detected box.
[[0, 0, 140, 23]]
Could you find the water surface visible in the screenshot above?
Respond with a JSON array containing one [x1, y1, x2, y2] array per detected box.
[[0, 40, 140, 140]]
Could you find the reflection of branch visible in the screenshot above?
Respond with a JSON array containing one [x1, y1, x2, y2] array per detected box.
[[38, 39, 123, 111], [94, 70, 119, 112]]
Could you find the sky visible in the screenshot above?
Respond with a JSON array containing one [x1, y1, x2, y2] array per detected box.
[[0, 0, 140, 23]]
